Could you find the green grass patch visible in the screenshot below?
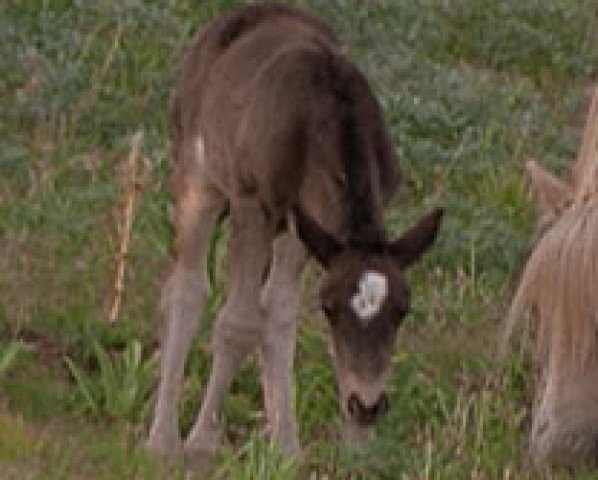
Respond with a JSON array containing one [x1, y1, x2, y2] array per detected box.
[[2, 0, 598, 478]]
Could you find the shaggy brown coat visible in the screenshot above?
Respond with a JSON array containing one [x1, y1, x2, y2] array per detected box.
[[147, 4, 443, 463]]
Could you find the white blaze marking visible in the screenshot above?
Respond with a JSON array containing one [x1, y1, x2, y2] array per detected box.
[[350, 271, 388, 322]]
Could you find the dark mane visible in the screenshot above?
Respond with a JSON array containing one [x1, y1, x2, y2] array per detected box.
[[324, 54, 388, 247], [340, 104, 385, 247]]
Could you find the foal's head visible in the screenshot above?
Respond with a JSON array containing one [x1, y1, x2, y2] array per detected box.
[[294, 208, 443, 432]]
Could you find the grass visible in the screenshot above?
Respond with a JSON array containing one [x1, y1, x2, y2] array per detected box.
[[1, 0, 598, 478], [65, 338, 156, 422]]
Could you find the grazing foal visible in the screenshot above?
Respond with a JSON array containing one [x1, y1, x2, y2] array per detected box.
[[508, 86, 598, 469], [147, 4, 443, 460]]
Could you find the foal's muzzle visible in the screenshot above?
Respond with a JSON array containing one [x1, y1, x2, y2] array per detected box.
[[347, 392, 389, 425]]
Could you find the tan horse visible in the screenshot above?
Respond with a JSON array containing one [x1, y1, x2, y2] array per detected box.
[[146, 4, 443, 462], [508, 86, 598, 468]]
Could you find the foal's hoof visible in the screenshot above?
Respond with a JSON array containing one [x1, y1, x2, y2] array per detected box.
[[275, 436, 302, 460], [146, 433, 184, 461], [342, 422, 373, 452], [183, 443, 218, 473], [283, 442, 302, 459]]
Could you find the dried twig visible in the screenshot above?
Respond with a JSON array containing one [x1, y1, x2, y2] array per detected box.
[[108, 131, 143, 324], [99, 19, 124, 81], [71, 18, 124, 129]]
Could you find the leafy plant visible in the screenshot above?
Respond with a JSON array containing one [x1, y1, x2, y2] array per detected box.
[[1, 0, 598, 478], [65, 339, 156, 423], [214, 433, 298, 480], [0, 341, 22, 378]]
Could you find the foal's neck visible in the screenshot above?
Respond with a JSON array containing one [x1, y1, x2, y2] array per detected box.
[[339, 109, 386, 248]]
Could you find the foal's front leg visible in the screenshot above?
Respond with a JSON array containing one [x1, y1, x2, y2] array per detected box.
[[260, 233, 307, 455], [184, 196, 274, 461]]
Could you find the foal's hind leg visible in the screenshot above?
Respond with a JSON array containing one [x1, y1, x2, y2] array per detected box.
[[185, 196, 274, 460], [147, 179, 225, 457], [259, 232, 307, 455]]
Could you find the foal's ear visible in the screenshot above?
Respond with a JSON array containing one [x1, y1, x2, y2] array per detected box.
[[388, 208, 443, 268], [293, 206, 342, 268], [525, 159, 573, 216]]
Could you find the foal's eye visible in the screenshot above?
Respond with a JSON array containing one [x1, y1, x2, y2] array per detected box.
[[322, 303, 334, 319], [396, 305, 409, 322], [322, 302, 339, 325]]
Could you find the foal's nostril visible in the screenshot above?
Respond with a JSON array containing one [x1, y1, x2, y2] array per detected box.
[[348, 394, 360, 418], [347, 393, 389, 425], [377, 393, 389, 416]]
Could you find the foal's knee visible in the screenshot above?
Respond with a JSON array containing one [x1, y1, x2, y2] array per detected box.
[[211, 303, 263, 358], [159, 268, 206, 336], [261, 236, 306, 310]]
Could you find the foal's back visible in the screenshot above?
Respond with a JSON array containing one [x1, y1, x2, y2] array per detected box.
[[171, 4, 397, 236], [171, 4, 338, 134]]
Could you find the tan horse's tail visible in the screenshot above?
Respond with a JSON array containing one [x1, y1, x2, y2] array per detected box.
[[573, 86, 598, 201]]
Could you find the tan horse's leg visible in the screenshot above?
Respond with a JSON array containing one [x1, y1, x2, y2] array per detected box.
[[531, 372, 598, 468], [147, 179, 226, 457], [259, 232, 307, 455], [184, 196, 274, 460]]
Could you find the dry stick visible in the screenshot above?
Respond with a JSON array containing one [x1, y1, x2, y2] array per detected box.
[[109, 131, 143, 324], [99, 20, 124, 80], [71, 19, 124, 130], [573, 85, 598, 200]]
